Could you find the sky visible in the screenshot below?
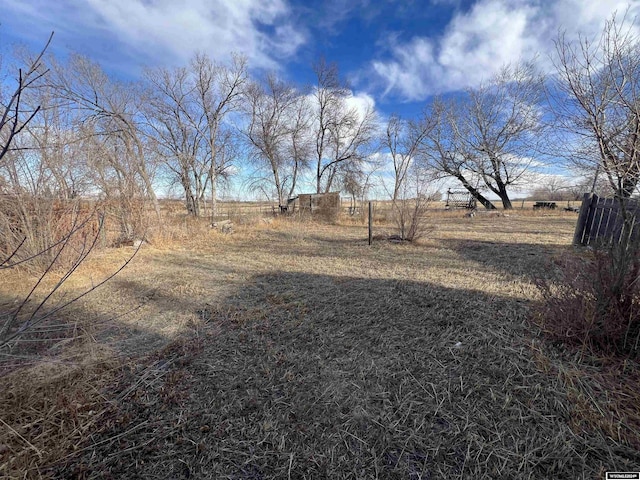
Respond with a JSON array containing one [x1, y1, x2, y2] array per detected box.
[[2, 0, 638, 117], [1, 0, 639, 198]]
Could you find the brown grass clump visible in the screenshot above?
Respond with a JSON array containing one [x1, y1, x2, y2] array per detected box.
[[533, 248, 640, 357], [0, 345, 121, 477], [561, 359, 640, 451], [145, 212, 214, 249]]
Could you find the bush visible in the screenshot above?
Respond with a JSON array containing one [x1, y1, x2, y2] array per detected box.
[[0, 196, 102, 272], [533, 240, 640, 357], [391, 195, 432, 242]]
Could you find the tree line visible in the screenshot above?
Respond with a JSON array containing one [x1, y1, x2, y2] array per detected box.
[[1, 14, 639, 235]]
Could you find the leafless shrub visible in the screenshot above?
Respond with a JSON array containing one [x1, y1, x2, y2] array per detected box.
[[0, 206, 141, 352], [0, 195, 101, 271], [533, 238, 640, 357], [390, 167, 437, 242], [101, 196, 149, 246], [392, 194, 432, 242], [382, 113, 436, 241]]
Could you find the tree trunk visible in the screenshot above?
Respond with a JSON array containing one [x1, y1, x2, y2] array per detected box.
[[194, 172, 206, 217], [392, 181, 401, 203], [497, 183, 512, 209], [272, 166, 285, 211], [457, 175, 496, 209], [210, 173, 217, 220], [130, 136, 161, 221], [324, 165, 337, 193], [141, 169, 161, 219], [287, 158, 300, 201], [183, 180, 198, 216], [316, 165, 322, 194]]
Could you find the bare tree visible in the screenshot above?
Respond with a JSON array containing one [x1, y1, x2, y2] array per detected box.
[[191, 54, 247, 217], [311, 58, 377, 193], [339, 154, 383, 217], [143, 66, 208, 216], [383, 114, 434, 202], [19, 82, 91, 200], [0, 33, 75, 263], [0, 81, 100, 262], [461, 63, 546, 209], [553, 14, 640, 199], [418, 64, 545, 210], [0, 35, 139, 351], [529, 176, 572, 201], [539, 14, 640, 355], [418, 98, 497, 209], [47, 55, 161, 224], [243, 74, 311, 210], [340, 166, 364, 215]]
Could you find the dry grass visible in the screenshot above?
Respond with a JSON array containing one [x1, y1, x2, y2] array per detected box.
[[1, 206, 638, 478]]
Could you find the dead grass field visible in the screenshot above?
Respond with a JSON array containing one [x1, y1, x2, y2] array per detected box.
[[1, 208, 639, 479]]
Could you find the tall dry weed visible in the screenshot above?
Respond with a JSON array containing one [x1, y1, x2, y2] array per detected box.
[[533, 241, 640, 357]]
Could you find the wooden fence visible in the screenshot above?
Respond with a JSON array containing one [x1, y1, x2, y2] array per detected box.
[[573, 193, 640, 246]]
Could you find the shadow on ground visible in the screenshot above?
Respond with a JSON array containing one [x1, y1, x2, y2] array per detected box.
[[448, 239, 570, 281], [45, 270, 637, 479]]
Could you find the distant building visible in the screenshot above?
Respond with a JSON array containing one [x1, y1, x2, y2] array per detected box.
[[290, 192, 341, 221]]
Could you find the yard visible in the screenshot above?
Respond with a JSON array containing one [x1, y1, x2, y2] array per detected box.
[[1, 209, 639, 478]]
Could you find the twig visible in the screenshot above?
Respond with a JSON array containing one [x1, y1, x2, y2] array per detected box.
[[0, 417, 43, 458]]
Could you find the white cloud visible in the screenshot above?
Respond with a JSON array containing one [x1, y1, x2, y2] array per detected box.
[[314, 0, 372, 32], [344, 91, 377, 117], [371, 0, 640, 100], [304, 88, 378, 124], [1, 0, 306, 70]]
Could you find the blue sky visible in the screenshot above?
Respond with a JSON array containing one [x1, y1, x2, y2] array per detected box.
[[1, 0, 638, 199], [2, 0, 637, 121]]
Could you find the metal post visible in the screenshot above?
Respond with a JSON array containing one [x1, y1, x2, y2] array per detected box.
[[368, 201, 373, 245]]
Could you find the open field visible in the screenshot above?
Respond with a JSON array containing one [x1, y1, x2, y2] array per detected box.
[[212, 198, 583, 221], [1, 209, 639, 478]]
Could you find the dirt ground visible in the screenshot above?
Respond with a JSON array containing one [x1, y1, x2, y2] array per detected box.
[[1, 210, 639, 478]]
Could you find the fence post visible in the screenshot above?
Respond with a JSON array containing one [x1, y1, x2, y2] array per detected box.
[[368, 201, 373, 246], [573, 192, 595, 245]]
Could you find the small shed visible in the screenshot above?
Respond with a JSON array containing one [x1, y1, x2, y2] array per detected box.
[[292, 192, 341, 221]]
